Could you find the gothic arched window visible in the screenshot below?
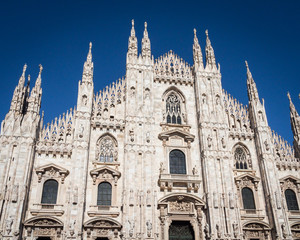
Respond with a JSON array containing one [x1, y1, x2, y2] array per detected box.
[[98, 135, 117, 163], [97, 182, 112, 206], [285, 189, 299, 210], [166, 93, 182, 124], [169, 150, 186, 174], [41, 180, 58, 204], [234, 147, 248, 169], [242, 187, 256, 209]]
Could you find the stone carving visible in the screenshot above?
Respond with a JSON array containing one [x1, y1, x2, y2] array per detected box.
[[281, 223, 287, 239], [129, 129, 134, 142], [216, 224, 221, 238], [207, 135, 212, 148], [221, 137, 226, 148], [192, 165, 198, 175], [275, 191, 281, 209], [6, 216, 13, 234], [232, 222, 238, 238], [264, 139, 270, 151], [69, 219, 76, 236], [11, 184, 18, 202], [204, 223, 210, 238], [146, 220, 152, 237], [79, 124, 84, 138], [128, 219, 135, 237], [169, 201, 192, 212], [159, 162, 165, 174]]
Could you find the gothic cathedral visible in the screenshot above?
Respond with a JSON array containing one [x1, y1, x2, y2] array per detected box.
[[0, 21, 300, 240]]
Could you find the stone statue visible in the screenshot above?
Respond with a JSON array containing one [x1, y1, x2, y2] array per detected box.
[[146, 220, 152, 237], [221, 137, 226, 148], [128, 219, 135, 237], [216, 224, 221, 238], [6, 216, 13, 234], [232, 222, 238, 238], [207, 135, 212, 148], [281, 223, 287, 238], [129, 129, 134, 142], [159, 162, 165, 174], [192, 165, 198, 175], [69, 219, 76, 236], [204, 223, 210, 238]]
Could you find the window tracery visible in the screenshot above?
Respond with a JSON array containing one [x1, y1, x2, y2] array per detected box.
[[166, 93, 182, 125], [233, 146, 251, 170], [97, 134, 118, 163]]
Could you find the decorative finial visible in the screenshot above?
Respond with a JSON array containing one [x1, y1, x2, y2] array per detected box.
[[23, 64, 27, 75], [144, 22, 147, 29], [28, 75, 31, 84], [245, 60, 249, 69], [194, 28, 197, 36], [89, 42, 92, 50], [287, 92, 292, 102], [205, 29, 208, 36], [132, 19, 134, 26], [39, 64, 43, 75]]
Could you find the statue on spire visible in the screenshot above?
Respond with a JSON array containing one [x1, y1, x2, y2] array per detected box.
[[193, 28, 204, 70], [82, 42, 94, 83], [205, 30, 217, 70], [245, 61, 259, 102], [127, 19, 138, 59], [142, 21, 151, 58]]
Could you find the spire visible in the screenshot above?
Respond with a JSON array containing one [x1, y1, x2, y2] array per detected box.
[[142, 21, 151, 58], [18, 64, 27, 87], [245, 61, 259, 102], [82, 42, 94, 83], [205, 30, 217, 70], [35, 64, 43, 89], [288, 92, 300, 147], [193, 28, 204, 70], [127, 19, 138, 59]]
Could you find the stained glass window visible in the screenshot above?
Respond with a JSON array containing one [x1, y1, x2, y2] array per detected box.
[[234, 147, 248, 169], [242, 187, 256, 209], [166, 94, 182, 124]]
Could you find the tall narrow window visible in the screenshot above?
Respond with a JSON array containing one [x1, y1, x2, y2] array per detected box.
[[234, 147, 248, 169], [97, 182, 112, 206], [169, 150, 186, 174], [41, 180, 58, 204], [242, 187, 256, 209], [166, 93, 182, 124], [285, 189, 299, 210], [98, 136, 116, 163]]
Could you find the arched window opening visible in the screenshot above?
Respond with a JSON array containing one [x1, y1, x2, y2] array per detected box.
[[98, 135, 116, 163], [285, 189, 299, 210], [234, 147, 248, 169], [166, 93, 182, 124], [97, 182, 112, 206], [242, 187, 256, 209], [41, 180, 58, 204], [169, 150, 186, 174]]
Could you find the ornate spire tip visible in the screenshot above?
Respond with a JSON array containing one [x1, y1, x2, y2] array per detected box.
[[245, 60, 249, 69], [39, 64, 43, 74], [287, 92, 291, 101], [89, 42, 92, 50], [194, 28, 197, 35], [144, 22, 147, 28], [131, 19, 134, 26], [23, 64, 27, 73], [205, 29, 208, 36]]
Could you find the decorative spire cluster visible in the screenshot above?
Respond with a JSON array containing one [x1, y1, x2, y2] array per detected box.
[[82, 42, 94, 83], [127, 19, 138, 59], [205, 30, 217, 70], [193, 29, 204, 70], [93, 77, 126, 117], [27, 64, 43, 114], [154, 50, 192, 84], [288, 92, 300, 158], [142, 22, 151, 58], [223, 90, 251, 131], [245, 61, 259, 102], [40, 108, 75, 143]]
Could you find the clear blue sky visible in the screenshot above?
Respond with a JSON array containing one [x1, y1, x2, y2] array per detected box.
[[0, 0, 299, 144]]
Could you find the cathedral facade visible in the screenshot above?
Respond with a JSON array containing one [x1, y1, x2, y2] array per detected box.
[[0, 20, 300, 240]]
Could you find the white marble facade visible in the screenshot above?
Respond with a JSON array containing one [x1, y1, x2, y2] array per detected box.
[[0, 21, 300, 240]]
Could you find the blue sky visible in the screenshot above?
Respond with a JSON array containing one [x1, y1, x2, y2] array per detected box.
[[0, 0, 299, 144]]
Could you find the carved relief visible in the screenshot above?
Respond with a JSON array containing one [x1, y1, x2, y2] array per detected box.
[[96, 134, 118, 162], [36, 164, 69, 184]]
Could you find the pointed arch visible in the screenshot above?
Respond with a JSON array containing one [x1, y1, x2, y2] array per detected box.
[[232, 143, 252, 169], [162, 87, 187, 125], [96, 133, 118, 162]]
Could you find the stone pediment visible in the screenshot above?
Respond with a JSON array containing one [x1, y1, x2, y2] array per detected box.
[[279, 175, 300, 184], [90, 166, 121, 185], [24, 216, 63, 227], [158, 129, 195, 143], [35, 163, 69, 183], [158, 193, 205, 207], [234, 173, 260, 191], [235, 173, 260, 182], [83, 217, 122, 229]]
